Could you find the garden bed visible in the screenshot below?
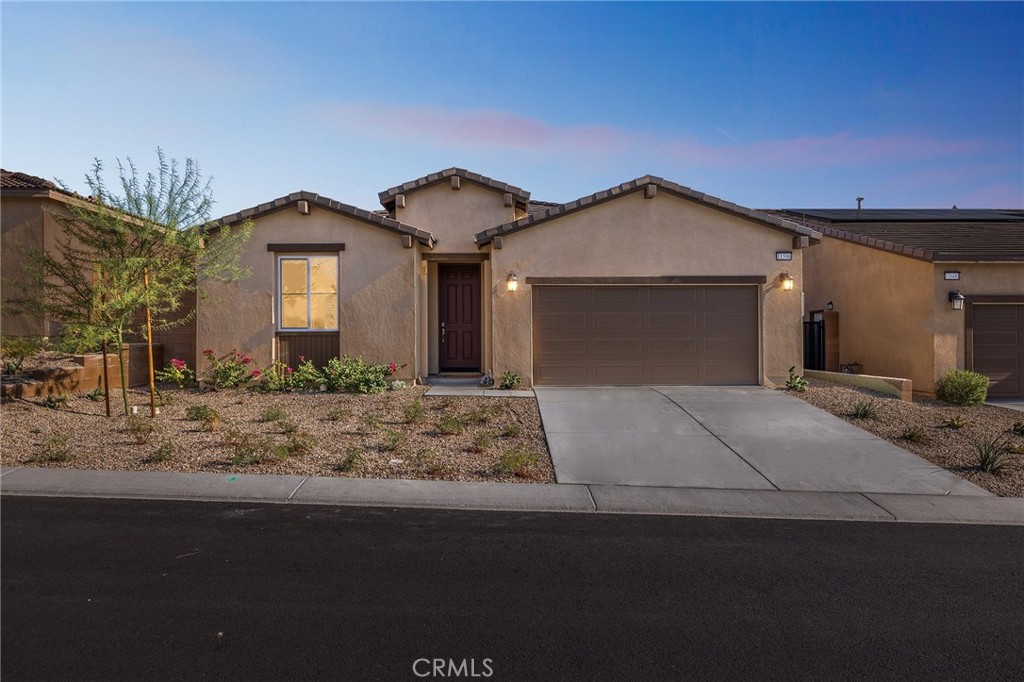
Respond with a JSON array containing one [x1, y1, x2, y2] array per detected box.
[[1, 385, 554, 483], [794, 379, 1024, 497]]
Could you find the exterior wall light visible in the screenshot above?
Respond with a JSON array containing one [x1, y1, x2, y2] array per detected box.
[[826, 301, 834, 311], [949, 290, 966, 310], [506, 273, 518, 292], [780, 273, 795, 291]]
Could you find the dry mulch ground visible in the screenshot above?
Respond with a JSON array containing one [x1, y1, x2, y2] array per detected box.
[[1, 385, 554, 483], [794, 379, 1024, 497]]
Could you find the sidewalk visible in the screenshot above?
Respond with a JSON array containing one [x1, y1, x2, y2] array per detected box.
[[2, 466, 1022, 525]]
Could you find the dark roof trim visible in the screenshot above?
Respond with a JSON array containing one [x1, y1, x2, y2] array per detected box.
[[212, 191, 435, 247], [268, 243, 345, 252], [526, 276, 767, 285], [475, 176, 822, 246], [817, 225, 1024, 262], [378, 167, 530, 210]]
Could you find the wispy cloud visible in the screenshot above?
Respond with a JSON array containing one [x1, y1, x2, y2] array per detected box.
[[311, 101, 991, 170]]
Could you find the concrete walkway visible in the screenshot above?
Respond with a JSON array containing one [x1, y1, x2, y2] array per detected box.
[[536, 386, 990, 496], [2, 467, 1021, 525]]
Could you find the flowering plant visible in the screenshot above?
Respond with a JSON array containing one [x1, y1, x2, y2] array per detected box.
[[155, 358, 194, 388], [203, 349, 254, 388]]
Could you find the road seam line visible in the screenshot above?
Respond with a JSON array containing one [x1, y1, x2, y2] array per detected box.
[[649, 387, 780, 491]]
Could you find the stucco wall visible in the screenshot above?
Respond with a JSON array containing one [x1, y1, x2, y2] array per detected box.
[[804, 237, 936, 391], [395, 182, 516, 252], [931, 262, 1024, 391], [2, 197, 53, 336], [197, 204, 418, 379], [489, 191, 806, 386]]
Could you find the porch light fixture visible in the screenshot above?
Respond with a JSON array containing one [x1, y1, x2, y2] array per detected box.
[[780, 273, 795, 291], [826, 301, 834, 311], [506, 273, 519, 292], [949, 290, 966, 310]]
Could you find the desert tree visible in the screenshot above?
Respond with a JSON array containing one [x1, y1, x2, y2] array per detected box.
[[16, 149, 252, 415]]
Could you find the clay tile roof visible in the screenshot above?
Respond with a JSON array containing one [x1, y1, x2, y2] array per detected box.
[[212, 191, 435, 246], [475, 175, 821, 246], [771, 209, 1024, 262], [378, 167, 530, 208], [1, 168, 68, 193]]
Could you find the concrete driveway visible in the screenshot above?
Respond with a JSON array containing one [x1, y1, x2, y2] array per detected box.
[[535, 386, 989, 495]]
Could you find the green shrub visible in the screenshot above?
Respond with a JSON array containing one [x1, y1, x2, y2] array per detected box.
[[336, 446, 363, 472], [259, 406, 287, 423], [502, 424, 522, 438], [272, 432, 316, 458], [279, 420, 299, 435], [1011, 421, 1024, 437], [436, 416, 465, 435], [1, 336, 42, 374], [326, 408, 350, 422], [899, 426, 930, 445], [464, 406, 492, 425], [231, 435, 273, 466], [148, 438, 177, 463], [975, 435, 1016, 473], [185, 404, 217, 421], [380, 429, 406, 452], [42, 393, 69, 410], [472, 431, 495, 453], [155, 358, 194, 388], [37, 434, 72, 462], [493, 449, 539, 477], [941, 415, 969, 429], [321, 355, 391, 394], [849, 400, 878, 419], [499, 370, 522, 390], [784, 366, 808, 393], [201, 349, 256, 389], [85, 386, 106, 402], [362, 412, 381, 432], [290, 358, 325, 390], [403, 400, 426, 424], [935, 370, 989, 406], [125, 415, 159, 444]]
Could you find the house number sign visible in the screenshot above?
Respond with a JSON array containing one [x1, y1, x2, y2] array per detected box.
[[776, 251, 793, 261]]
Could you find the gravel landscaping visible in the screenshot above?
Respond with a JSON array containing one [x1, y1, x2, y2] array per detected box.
[[793, 379, 1024, 497], [1, 386, 554, 483]]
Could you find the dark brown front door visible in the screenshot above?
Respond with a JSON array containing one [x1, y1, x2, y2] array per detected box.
[[439, 264, 481, 371], [971, 303, 1024, 398], [532, 285, 759, 386]]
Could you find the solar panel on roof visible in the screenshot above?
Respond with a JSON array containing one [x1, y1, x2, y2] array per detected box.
[[782, 209, 1023, 223]]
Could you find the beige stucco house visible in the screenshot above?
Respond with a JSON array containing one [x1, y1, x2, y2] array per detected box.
[[199, 169, 821, 387], [789, 209, 1024, 399]]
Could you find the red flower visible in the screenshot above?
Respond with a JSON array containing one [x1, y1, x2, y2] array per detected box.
[[170, 358, 187, 370], [240, 355, 252, 365], [298, 355, 305, 363], [202, 349, 214, 356], [389, 362, 397, 374], [251, 370, 262, 379], [285, 367, 294, 374]]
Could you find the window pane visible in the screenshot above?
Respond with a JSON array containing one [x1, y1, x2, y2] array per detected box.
[[310, 293, 337, 329], [281, 259, 308, 294], [310, 257, 338, 294], [281, 294, 308, 328]]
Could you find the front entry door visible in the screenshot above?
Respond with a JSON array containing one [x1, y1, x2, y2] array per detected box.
[[439, 263, 482, 371]]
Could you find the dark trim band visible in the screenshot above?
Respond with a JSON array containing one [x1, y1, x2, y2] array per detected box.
[[421, 253, 490, 262], [525, 276, 767, 285], [268, 243, 345, 252]]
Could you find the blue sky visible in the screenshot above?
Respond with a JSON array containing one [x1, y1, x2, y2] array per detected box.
[[3, 2, 1022, 216]]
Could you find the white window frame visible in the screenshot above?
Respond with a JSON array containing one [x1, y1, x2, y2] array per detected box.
[[277, 255, 340, 332]]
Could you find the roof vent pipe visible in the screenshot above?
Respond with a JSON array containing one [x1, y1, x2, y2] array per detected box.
[[856, 197, 864, 211]]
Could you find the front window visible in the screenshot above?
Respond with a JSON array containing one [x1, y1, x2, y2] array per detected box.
[[278, 255, 338, 331]]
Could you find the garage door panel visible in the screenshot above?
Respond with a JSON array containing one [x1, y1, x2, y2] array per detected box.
[[972, 303, 1024, 398], [533, 285, 759, 386]]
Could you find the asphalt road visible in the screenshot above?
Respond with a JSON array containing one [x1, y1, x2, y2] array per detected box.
[[2, 496, 1022, 681]]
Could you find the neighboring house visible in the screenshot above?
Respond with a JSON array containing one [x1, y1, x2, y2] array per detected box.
[[200, 168, 820, 387], [0, 169, 197, 367], [783, 209, 1024, 399]]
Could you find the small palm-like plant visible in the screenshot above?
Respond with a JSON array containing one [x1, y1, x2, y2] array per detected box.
[[975, 435, 1016, 474], [850, 400, 878, 419]]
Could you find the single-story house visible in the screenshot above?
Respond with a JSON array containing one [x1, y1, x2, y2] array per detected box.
[[785, 208, 1024, 399], [0, 169, 197, 366], [199, 168, 821, 387]]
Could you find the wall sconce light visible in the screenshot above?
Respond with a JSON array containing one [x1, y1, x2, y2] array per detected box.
[[826, 301, 833, 311], [506, 273, 518, 292], [949, 290, 965, 310], [780, 273, 794, 291]]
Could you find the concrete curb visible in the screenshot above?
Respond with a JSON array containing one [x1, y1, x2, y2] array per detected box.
[[1, 467, 1021, 525]]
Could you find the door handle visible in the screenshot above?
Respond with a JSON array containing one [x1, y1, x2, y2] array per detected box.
[[441, 322, 446, 343]]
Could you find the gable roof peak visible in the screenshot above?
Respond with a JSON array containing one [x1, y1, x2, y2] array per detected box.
[[378, 167, 530, 208]]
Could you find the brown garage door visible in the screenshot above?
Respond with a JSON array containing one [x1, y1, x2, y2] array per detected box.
[[972, 304, 1024, 398], [532, 285, 758, 386]]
